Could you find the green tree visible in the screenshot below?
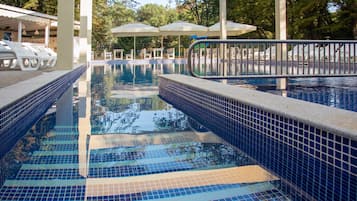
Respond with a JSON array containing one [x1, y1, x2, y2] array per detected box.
[[227, 0, 274, 38], [331, 0, 357, 39], [92, 0, 113, 51], [137, 4, 178, 27], [108, 1, 135, 27], [176, 0, 218, 26], [0, 0, 28, 7]]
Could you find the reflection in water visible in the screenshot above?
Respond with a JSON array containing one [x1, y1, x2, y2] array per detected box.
[[78, 72, 91, 177], [0, 63, 289, 201], [91, 64, 190, 134]]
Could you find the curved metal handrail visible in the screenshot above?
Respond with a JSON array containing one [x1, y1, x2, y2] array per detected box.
[[188, 39, 357, 79]]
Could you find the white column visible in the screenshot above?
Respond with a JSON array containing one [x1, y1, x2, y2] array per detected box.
[[45, 24, 50, 47], [134, 36, 136, 59], [219, 0, 227, 81], [56, 0, 74, 70], [219, 0, 227, 40], [79, 0, 93, 64], [56, 0, 75, 128], [178, 36, 181, 57], [18, 21, 22, 42], [275, 0, 286, 40], [275, 0, 287, 90]]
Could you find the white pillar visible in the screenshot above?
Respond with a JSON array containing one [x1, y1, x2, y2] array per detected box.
[[178, 35, 181, 57], [18, 21, 22, 42], [56, 0, 74, 70], [134, 36, 136, 59], [56, 0, 75, 128], [275, 0, 287, 90], [45, 24, 50, 47], [219, 0, 227, 40], [275, 0, 286, 40], [79, 0, 93, 64], [219, 0, 227, 81]]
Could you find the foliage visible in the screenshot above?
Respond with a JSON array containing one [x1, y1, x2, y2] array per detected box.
[[0, 0, 355, 51], [92, 0, 113, 51], [137, 4, 178, 27], [227, 0, 274, 39], [176, 0, 219, 26], [330, 0, 357, 39]]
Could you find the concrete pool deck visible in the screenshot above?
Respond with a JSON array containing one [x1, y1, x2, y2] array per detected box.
[[0, 70, 44, 88], [0, 70, 71, 109]]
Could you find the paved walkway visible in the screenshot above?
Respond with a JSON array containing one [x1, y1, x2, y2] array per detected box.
[[0, 71, 43, 88]]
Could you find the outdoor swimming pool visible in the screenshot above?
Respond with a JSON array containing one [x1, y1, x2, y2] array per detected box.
[[0, 63, 355, 200], [0, 63, 291, 200]]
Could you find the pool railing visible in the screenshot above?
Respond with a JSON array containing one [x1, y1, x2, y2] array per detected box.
[[187, 39, 357, 79]]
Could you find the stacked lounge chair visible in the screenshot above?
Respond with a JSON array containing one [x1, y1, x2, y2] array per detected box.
[[1, 40, 57, 71], [2, 40, 40, 71], [0, 41, 17, 69]]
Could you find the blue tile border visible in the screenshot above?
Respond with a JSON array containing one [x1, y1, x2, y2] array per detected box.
[[159, 75, 356, 201], [0, 66, 87, 158]]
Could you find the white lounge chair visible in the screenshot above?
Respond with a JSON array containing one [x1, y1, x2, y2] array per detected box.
[[166, 48, 175, 59], [125, 49, 134, 60], [153, 48, 163, 59], [337, 44, 356, 62], [255, 46, 276, 60], [140, 48, 152, 59], [23, 43, 56, 69], [43, 47, 57, 67], [0, 42, 17, 69], [2, 40, 40, 71], [104, 49, 112, 60], [113, 49, 124, 60]]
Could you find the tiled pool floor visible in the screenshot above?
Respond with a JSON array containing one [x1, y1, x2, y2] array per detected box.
[[0, 65, 293, 200], [0, 128, 290, 201]]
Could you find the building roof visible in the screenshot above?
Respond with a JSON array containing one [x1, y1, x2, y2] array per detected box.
[[0, 4, 80, 32]]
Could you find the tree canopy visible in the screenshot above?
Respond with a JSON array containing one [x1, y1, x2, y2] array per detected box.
[[0, 0, 355, 51]]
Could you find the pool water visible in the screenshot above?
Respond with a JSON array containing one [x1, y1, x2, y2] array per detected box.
[[226, 77, 357, 112], [0, 64, 291, 200]]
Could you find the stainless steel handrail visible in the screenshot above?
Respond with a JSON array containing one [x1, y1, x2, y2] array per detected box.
[[187, 39, 357, 79]]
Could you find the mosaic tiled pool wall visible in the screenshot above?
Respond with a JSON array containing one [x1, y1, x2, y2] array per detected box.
[[159, 75, 356, 201], [0, 66, 87, 158]]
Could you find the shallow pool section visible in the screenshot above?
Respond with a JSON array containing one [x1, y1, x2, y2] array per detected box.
[[228, 77, 357, 112], [0, 64, 291, 201]]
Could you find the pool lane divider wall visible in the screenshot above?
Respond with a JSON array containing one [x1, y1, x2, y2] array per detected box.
[[0, 65, 87, 158], [159, 74, 356, 201]]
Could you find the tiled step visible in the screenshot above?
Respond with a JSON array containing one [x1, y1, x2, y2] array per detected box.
[[0, 180, 85, 201], [146, 183, 279, 201], [89, 131, 224, 150], [212, 188, 290, 201], [39, 143, 78, 151], [45, 134, 79, 141], [85, 166, 279, 200], [25, 154, 79, 164], [15, 168, 84, 180], [89, 142, 244, 163]]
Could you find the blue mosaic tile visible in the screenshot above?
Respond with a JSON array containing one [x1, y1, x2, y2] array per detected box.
[[0, 66, 86, 158], [0, 185, 85, 201], [26, 155, 79, 164], [159, 78, 356, 201], [15, 169, 84, 180]]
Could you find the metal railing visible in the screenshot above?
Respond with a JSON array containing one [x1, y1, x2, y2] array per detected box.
[[187, 39, 357, 79]]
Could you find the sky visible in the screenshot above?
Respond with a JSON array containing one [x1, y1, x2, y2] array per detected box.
[[136, 0, 176, 8]]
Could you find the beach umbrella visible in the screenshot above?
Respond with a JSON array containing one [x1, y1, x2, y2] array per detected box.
[[207, 21, 256, 36], [159, 21, 208, 57], [111, 23, 160, 58]]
